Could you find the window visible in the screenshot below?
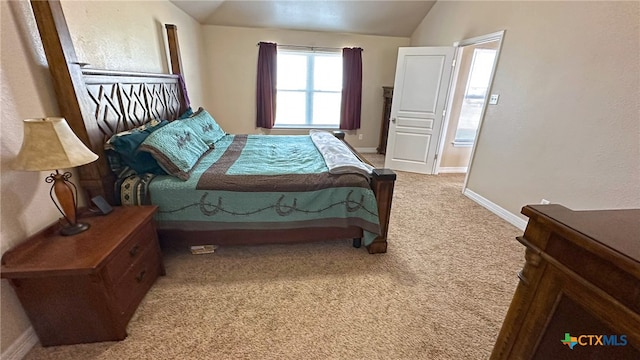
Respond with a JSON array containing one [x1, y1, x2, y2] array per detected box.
[[275, 50, 342, 128], [454, 48, 497, 145]]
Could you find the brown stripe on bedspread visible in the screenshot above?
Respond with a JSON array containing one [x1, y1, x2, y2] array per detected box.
[[206, 134, 249, 175], [197, 135, 370, 192]]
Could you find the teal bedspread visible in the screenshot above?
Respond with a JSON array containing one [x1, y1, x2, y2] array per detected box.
[[147, 134, 381, 245]]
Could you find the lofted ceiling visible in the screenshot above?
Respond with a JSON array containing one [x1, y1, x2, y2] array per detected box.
[[169, 0, 436, 37]]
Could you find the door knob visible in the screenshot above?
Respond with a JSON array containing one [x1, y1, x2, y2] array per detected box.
[[391, 117, 396, 123]]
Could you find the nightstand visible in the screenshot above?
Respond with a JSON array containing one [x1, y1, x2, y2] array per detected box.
[[1, 206, 165, 346]]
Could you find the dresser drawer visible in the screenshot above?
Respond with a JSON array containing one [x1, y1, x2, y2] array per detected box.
[[105, 221, 156, 284], [112, 243, 161, 318]]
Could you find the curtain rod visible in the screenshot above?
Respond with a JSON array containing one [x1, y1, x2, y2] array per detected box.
[[256, 43, 363, 52]]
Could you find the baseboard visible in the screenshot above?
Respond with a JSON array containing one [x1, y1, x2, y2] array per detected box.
[[463, 188, 527, 231], [1, 326, 38, 360], [354, 147, 378, 154], [438, 166, 467, 173]]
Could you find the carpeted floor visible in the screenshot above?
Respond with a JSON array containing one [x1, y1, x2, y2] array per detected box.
[[24, 154, 524, 360]]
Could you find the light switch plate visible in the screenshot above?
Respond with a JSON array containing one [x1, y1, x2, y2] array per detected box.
[[489, 94, 499, 105]]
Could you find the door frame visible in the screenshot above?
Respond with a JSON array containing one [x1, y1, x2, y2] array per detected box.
[[434, 30, 505, 188]]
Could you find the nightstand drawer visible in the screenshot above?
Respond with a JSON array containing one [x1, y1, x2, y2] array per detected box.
[[106, 221, 156, 284], [113, 243, 161, 318]]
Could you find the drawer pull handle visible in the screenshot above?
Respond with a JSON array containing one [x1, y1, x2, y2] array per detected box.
[[136, 269, 146, 283], [129, 245, 140, 257]]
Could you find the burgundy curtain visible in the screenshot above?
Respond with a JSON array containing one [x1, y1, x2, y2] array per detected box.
[[340, 47, 363, 130], [256, 42, 277, 129]]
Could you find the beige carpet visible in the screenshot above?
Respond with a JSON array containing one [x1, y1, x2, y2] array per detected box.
[[25, 154, 524, 360]]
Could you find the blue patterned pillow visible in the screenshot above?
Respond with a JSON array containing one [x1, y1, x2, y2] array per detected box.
[[138, 120, 211, 180], [182, 107, 226, 146], [105, 119, 169, 175]]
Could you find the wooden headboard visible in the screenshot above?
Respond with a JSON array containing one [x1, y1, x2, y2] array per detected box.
[[31, 1, 188, 204]]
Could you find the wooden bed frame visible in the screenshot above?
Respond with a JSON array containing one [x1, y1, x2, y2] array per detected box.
[[30, 0, 396, 254]]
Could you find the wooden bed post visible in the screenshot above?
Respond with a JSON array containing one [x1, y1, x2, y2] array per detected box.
[[165, 24, 184, 75], [30, 0, 114, 203], [369, 169, 396, 254], [333, 131, 395, 254]]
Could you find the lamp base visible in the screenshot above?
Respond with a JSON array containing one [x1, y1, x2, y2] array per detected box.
[[60, 222, 90, 236]]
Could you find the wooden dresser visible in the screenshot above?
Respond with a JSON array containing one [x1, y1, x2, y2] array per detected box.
[[377, 86, 393, 154], [491, 204, 640, 359], [1, 206, 165, 346]]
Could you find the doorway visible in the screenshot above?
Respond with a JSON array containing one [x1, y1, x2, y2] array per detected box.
[[436, 31, 504, 174]]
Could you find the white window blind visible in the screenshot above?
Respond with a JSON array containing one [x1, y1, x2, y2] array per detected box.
[[275, 50, 342, 128]]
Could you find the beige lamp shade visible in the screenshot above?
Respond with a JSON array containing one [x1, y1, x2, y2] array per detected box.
[[14, 117, 98, 171]]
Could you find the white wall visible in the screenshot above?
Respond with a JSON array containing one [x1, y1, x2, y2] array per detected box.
[[61, 0, 206, 107], [200, 25, 409, 148], [412, 1, 640, 219], [1, 1, 204, 356]]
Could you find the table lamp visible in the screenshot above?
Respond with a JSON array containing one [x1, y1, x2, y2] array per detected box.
[[14, 117, 99, 236]]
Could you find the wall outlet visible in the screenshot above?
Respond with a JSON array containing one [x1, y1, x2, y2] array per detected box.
[[358, 134, 363, 140], [540, 199, 550, 205], [489, 94, 500, 105]]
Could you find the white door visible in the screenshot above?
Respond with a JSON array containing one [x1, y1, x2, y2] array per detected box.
[[384, 47, 455, 174]]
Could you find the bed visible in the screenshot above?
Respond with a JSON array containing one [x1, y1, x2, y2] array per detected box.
[[30, 0, 396, 254]]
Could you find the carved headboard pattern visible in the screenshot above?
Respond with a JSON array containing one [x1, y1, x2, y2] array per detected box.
[[82, 70, 183, 146], [78, 71, 185, 203]]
